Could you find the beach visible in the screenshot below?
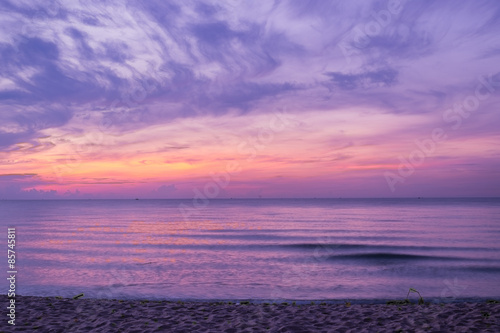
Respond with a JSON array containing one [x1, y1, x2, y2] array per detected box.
[[3, 295, 499, 332]]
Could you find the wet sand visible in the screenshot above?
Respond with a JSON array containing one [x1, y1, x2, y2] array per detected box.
[[2, 295, 499, 332]]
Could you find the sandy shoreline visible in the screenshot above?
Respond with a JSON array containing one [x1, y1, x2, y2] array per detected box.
[[2, 295, 499, 332]]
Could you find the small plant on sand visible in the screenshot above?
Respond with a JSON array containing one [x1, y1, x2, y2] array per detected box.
[[386, 288, 424, 305], [72, 293, 84, 300], [481, 311, 490, 318], [406, 288, 424, 305]]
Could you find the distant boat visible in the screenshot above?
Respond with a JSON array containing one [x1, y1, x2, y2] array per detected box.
[[135, 198, 139, 200]]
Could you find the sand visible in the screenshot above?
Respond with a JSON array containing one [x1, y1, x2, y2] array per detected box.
[[2, 295, 499, 332]]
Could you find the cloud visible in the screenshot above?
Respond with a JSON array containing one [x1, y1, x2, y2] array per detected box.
[[211, 81, 300, 111], [324, 68, 398, 90], [0, 104, 73, 150], [0, 173, 38, 179], [148, 184, 178, 198], [157, 184, 177, 194], [18, 188, 59, 199], [0, 172, 59, 199]]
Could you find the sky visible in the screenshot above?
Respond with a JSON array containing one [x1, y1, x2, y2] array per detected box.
[[0, 0, 499, 199]]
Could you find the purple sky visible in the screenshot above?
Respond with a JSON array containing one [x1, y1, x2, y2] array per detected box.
[[0, 0, 500, 199]]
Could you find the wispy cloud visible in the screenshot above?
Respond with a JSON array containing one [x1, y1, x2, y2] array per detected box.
[[0, 173, 37, 178]]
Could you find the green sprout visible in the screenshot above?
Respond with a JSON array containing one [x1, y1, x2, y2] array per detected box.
[[406, 288, 424, 305], [72, 293, 84, 300]]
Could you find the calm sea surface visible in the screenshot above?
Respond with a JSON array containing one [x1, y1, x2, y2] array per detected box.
[[1, 198, 500, 303]]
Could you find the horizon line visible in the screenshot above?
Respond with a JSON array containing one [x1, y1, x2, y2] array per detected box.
[[1, 197, 500, 201]]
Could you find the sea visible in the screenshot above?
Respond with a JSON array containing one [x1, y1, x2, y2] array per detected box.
[[1, 198, 500, 304]]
